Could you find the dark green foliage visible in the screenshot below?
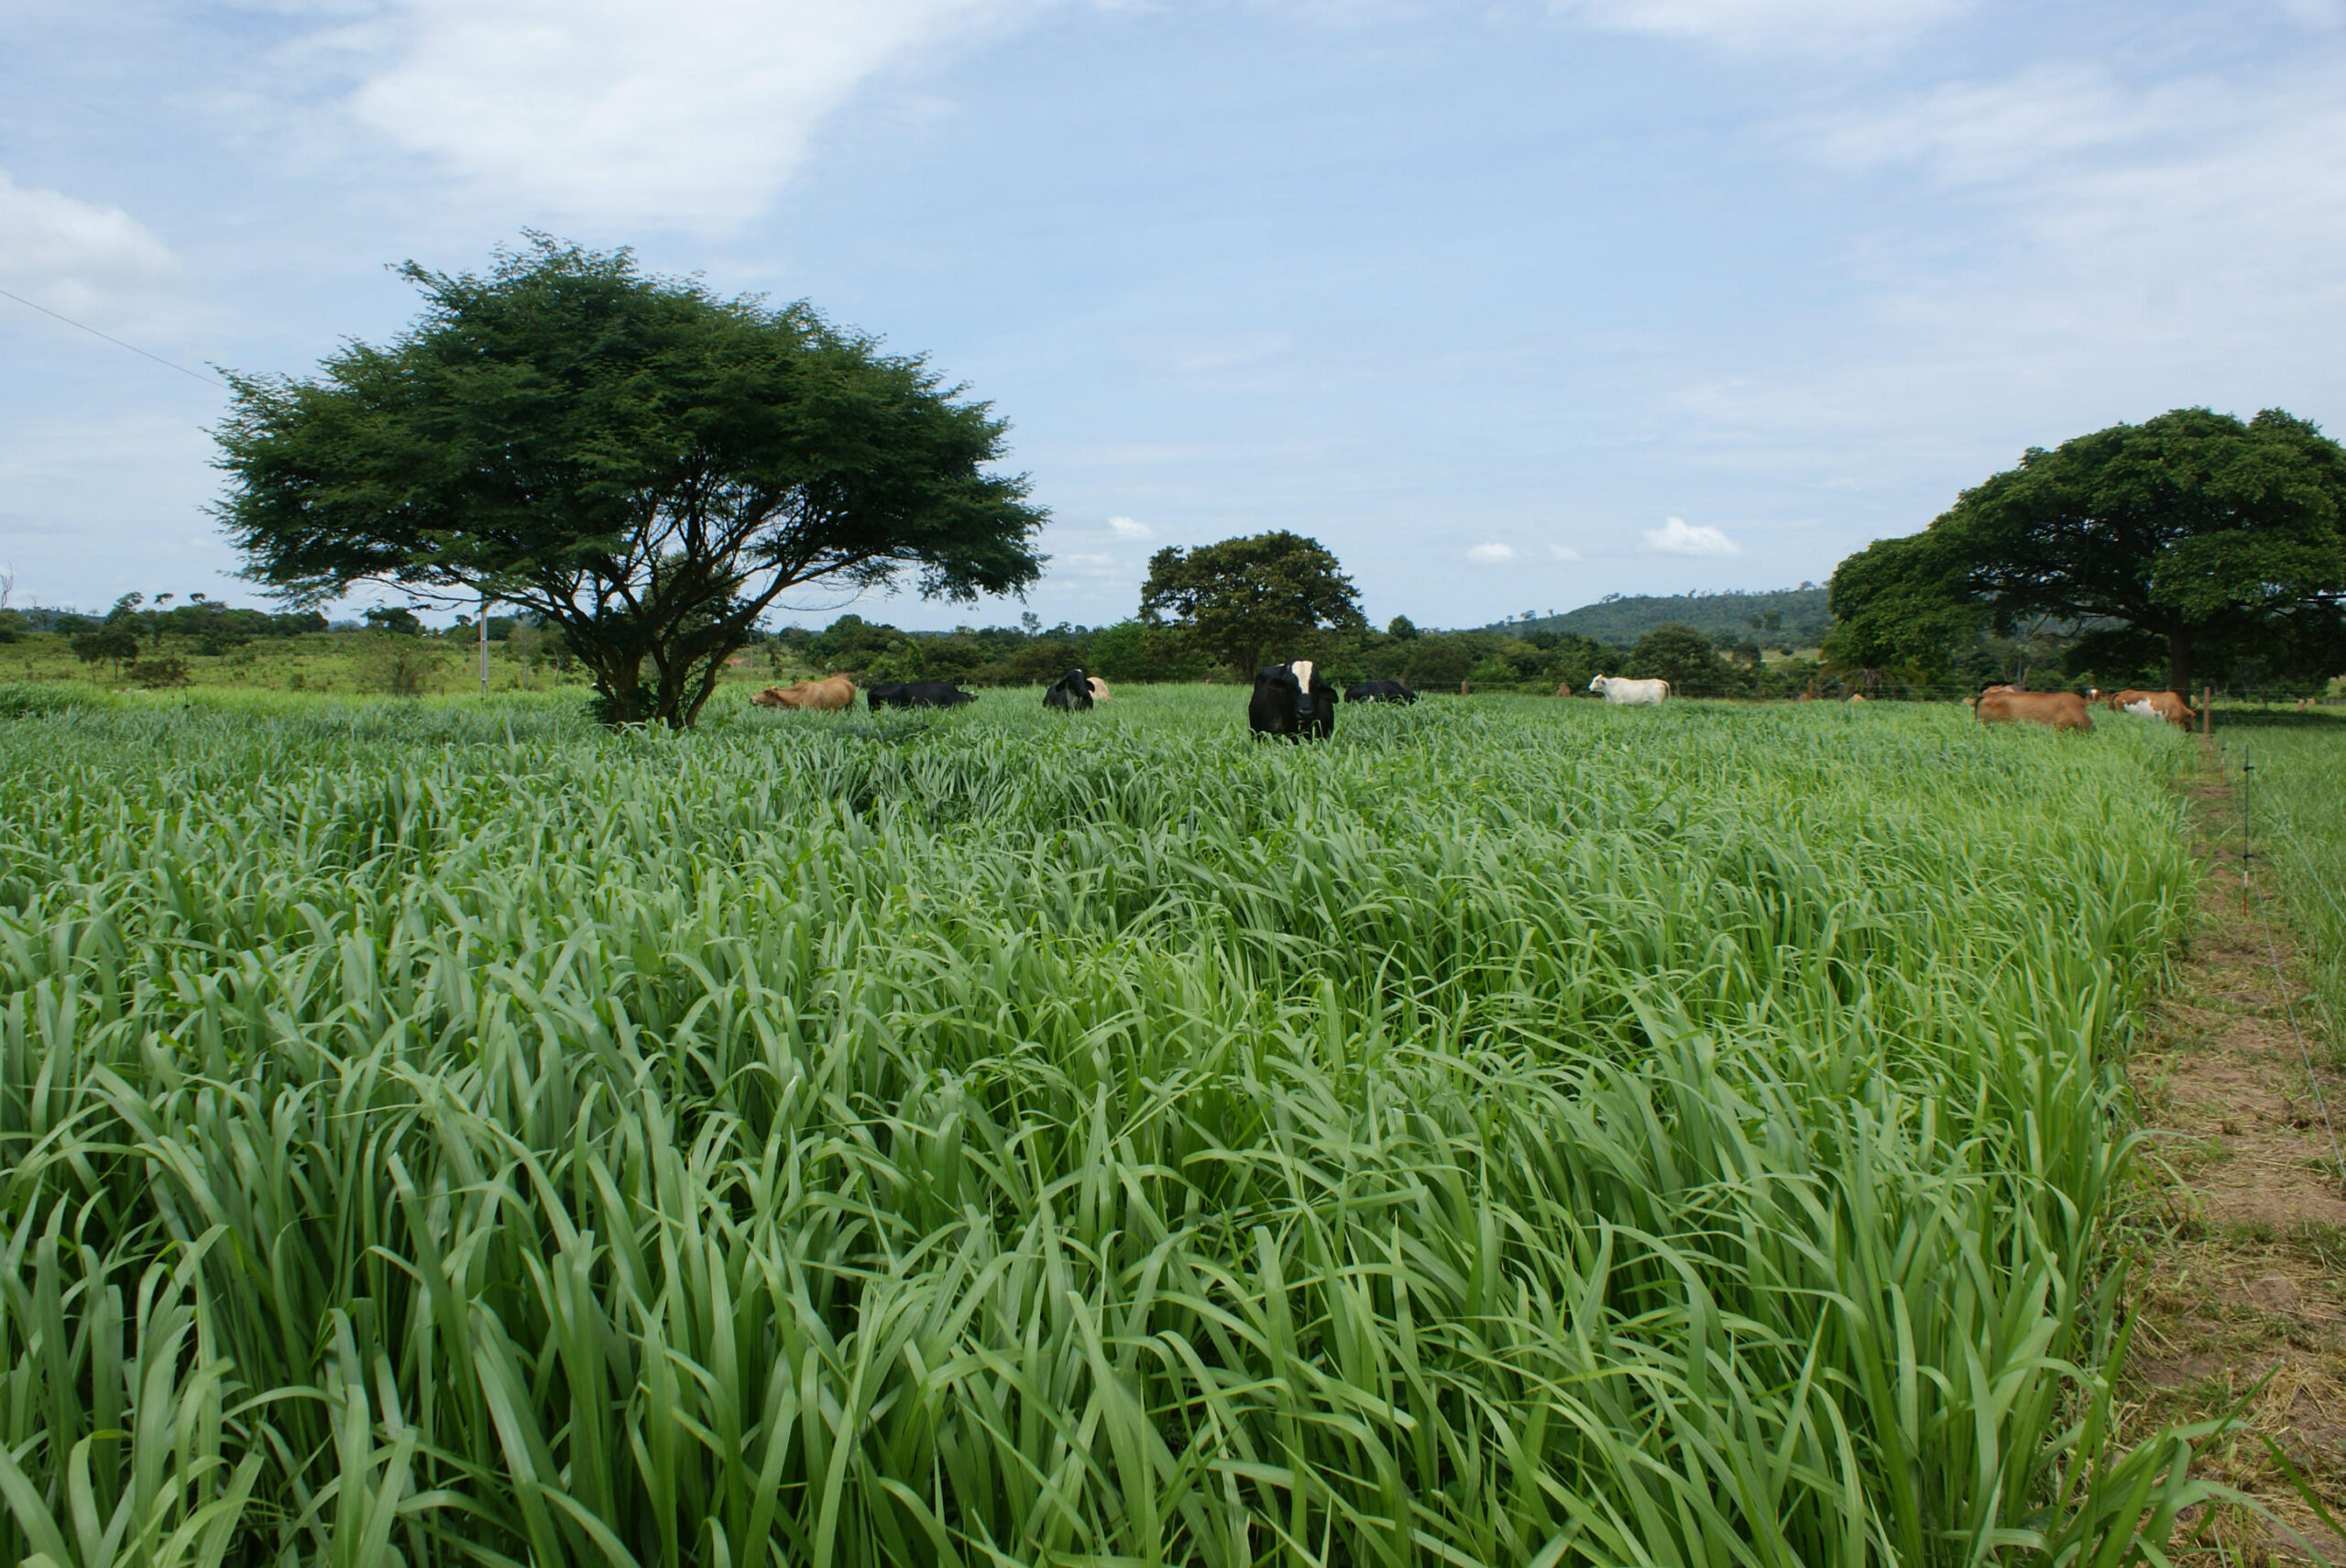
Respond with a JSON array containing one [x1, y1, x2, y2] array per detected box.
[[1339, 627, 1611, 694], [1830, 408, 2346, 692], [1516, 587, 1831, 648], [126, 655, 191, 688], [68, 620, 139, 674], [214, 236, 1046, 729], [1085, 620, 1211, 683], [0, 609, 22, 644], [1823, 532, 1991, 684], [364, 606, 425, 636], [1140, 531, 1366, 677], [1627, 622, 1730, 692], [806, 614, 909, 672]]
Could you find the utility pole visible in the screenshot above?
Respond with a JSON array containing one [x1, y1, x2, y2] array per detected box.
[[478, 594, 490, 696]]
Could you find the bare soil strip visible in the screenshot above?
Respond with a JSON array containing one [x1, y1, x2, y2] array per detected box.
[[2124, 742, 2346, 1563]]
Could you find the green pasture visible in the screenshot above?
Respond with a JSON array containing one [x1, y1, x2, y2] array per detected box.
[[2207, 713, 2346, 1065], [0, 685, 2215, 1564]]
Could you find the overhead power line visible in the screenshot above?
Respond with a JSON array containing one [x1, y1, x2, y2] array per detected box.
[[0, 285, 228, 389]]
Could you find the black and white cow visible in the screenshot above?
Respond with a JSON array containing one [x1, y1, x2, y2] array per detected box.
[[1042, 668, 1095, 711], [1249, 660, 1338, 741], [1343, 678, 1418, 705], [869, 681, 979, 710]]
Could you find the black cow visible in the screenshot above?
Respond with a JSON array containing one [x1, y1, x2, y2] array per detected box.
[[1343, 678, 1418, 705], [1249, 660, 1338, 741], [1042, 668, 1095, 711], [869, 681, 978, 710]]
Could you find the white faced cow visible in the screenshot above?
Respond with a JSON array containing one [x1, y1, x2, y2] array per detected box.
[[1588, 674, 1670, 707]]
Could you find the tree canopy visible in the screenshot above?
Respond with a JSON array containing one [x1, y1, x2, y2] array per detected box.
[[1625, 622, 1726, 693], [1827, 408, 2346, 692], [1138, 532, 1365, 678], [214, 236, 1047, 727]]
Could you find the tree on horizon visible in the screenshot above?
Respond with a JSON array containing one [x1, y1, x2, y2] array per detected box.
[[214, 236, 1047, 728], [1828, 408, 2346, 692]]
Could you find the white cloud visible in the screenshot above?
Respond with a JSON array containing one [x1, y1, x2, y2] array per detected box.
[[343, 0, 1033, 230], [1760, 60, 2346, 436], [1644, 516, 1741, 556], [0, 171, 180, 327], [1550, 0, 1962, 52], [1798, 67, 2231, 187], [1107, 515, 1155, 540], [1465, 542, 1517, 565], [1548, 543, 1582, 562]]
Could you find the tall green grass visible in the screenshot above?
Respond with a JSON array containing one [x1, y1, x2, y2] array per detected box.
[[2215, 715, 2346, 1058], [0, 686, 2208, 1564]]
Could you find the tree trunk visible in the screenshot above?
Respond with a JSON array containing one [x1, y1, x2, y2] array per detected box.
[[2166, 630, 2194, 695]]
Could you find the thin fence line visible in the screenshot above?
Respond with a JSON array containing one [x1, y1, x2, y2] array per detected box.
[[2231, 747, 2346, 1193], [0, 286, 228, 389]]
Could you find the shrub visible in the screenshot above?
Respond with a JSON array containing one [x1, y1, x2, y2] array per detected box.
[[127, 655, 191, 688], [355, 632, 445, 696]]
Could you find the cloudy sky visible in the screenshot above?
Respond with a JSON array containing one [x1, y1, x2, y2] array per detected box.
[[4, 0, 2341, 630]]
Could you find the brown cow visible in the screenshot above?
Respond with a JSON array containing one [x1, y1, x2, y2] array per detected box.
[[2121, 690, 2196, 730], [1087, 675, 1112, 703], [752, 675, 857, 711], [1976, 689, 2093, 732], [2099, 687, 2196, 729]]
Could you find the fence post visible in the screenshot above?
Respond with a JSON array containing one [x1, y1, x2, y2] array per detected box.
[[2202, 685, 2211, 735]]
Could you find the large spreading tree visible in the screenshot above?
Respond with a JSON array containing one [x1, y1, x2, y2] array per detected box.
[[1828, 408, 2346, 692], [214, 236, 1047, 727], [1137, 531, 1365, 677]]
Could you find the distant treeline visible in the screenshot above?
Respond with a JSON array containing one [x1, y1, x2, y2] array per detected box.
[[1498, 587, 1832, 651], [1, 600, 327, 650], [759, 614, 1829, 698], [3, 600, 1841, 697]]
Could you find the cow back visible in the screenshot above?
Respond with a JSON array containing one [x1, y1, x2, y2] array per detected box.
[[1977, 690, 2092, 731], [1249, 666, 1300, 735]]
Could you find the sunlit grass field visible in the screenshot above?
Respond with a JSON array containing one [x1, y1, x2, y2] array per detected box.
[[2210, 713, 2346, 1062], [0, 685, 2213, 1565]]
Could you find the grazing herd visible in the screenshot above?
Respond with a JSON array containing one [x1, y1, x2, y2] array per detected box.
[[751, 667, 2215, 740], [1966, 684, 2205, 732]]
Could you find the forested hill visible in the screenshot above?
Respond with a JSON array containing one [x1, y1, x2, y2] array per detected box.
[[1494, 587, 1832, 647]]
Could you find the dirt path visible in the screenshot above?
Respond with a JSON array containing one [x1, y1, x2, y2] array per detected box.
[[2123, 741, 2346, 1563]]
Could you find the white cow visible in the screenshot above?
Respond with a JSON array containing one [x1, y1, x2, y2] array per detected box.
[[1589, 674, 1670, 706]]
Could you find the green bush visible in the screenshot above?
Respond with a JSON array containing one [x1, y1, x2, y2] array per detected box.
[[127, 654, 191, 688]]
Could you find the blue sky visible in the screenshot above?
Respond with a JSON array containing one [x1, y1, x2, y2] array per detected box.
[[4, 0, 2342, 630]]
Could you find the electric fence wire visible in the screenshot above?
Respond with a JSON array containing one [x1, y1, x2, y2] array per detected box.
[[2234, 746, 2346, 1192], [0, 285, 228, 389]]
